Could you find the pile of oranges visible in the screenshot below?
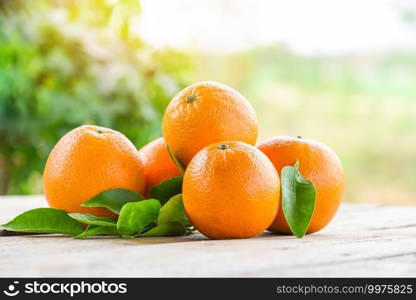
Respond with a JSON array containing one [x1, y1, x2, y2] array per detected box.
[[43, 81, 345, 239]]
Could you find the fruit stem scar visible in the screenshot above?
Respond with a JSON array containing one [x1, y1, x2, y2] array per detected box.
[[185, 95, 198, 103], [297, 136, 302, 139], [217, 144, 230, 150], [97, 130, 105, 134]]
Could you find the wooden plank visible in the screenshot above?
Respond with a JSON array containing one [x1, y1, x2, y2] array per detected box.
[[0, 195, 415, 277]]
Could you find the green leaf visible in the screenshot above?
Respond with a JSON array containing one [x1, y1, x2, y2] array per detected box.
[[74, 225, 119, 239], [117, 199, 161, 236], [166, 144, 185, 175], [281, 161, 316, 238], [158, 194, 190, 227], [68, 213, 117, 227], [149, 177, 183, 205], [141, 222, 186, 237], [1, 208, 84, 235], [81, 189, 144, 214]]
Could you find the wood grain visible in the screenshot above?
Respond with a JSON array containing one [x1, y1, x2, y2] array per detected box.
[[0, 195, 415, 277]]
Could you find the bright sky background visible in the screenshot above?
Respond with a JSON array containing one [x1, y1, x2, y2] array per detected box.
[[137, 0, 416, 55]]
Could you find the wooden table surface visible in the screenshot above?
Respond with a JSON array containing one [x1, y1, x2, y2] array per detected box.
[[1, 195, 415, 277]]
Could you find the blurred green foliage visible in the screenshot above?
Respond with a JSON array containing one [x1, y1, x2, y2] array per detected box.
[[0, 0, 192, 194]]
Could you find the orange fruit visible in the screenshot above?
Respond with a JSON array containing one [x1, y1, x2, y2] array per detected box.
[[162, 81, 258, 166], [138, 137, 180, 196], [257, 136, 345, 234], [183, 141, 280, 239], [43, 125, 145, 218]]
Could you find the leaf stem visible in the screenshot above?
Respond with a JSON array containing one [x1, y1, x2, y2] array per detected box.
[[166, 144, 185, 175]]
